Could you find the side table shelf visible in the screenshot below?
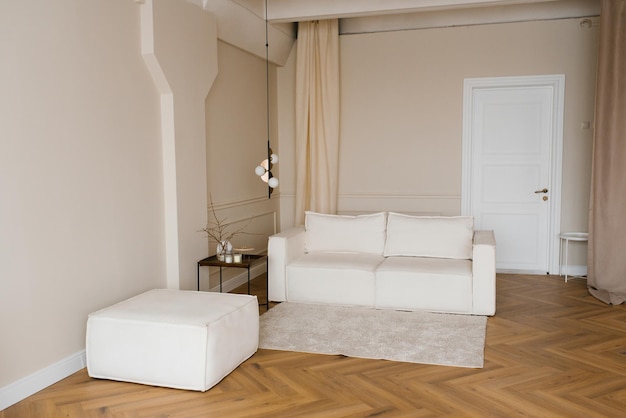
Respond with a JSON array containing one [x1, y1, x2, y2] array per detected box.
[[197, 254, 268, 309]]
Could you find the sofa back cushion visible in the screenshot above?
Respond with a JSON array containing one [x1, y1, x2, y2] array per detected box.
[[305, 211, 386, 254], [384, 213, 474, 259]]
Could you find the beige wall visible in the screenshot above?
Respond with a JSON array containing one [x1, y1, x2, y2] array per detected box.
[[0, 0, 218, 406], [277, 46, 297, 230], [0, 0, 165, 389], [339, 17, 597, 221], [204, 41, 280, 290], [278, 17, 598, 265]]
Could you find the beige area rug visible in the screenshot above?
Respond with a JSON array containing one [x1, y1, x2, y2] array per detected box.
[[259, 302, 487, 368]]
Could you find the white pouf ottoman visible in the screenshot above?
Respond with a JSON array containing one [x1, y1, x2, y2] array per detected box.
[[86, 289, 259, 391]]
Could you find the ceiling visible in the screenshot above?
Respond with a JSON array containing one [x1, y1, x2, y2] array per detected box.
[[233, 0, 595, 22], [199, 0, 600, 65]]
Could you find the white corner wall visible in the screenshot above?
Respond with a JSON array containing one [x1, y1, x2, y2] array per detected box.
[[0, 0, 218, 409]]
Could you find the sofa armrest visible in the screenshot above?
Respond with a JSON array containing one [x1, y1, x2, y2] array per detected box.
[[268, 226, 306, 302], [472, 230, 496, 315]]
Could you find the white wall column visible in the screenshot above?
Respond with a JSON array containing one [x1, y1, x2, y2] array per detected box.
[[139, 0, 218, 289]]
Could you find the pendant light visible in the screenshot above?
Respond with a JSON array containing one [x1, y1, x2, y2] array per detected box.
[[254, 0, 278, 198]]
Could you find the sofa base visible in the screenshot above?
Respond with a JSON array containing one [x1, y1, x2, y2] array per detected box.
[[376, 258, 473, 313]]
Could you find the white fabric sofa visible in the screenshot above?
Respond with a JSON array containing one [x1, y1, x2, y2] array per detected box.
[[268, 211, 496, 316]]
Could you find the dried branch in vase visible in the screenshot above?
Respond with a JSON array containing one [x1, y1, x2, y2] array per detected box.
[[202, 196, 252, 248]]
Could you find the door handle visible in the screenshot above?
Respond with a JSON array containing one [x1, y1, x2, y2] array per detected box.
[[534, 188, 548, 194]]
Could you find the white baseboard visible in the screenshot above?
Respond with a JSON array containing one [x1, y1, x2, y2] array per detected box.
[[496, 265, 587, 278], [0, 350, 86, 411]]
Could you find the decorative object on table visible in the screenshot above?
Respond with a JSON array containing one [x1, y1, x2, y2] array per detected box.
[[259, 302, 487, 368], [254, 0, 278, 198], [232, 247, 253, 264], [202, 196, 250, 260], [215, 240, 233, 262]]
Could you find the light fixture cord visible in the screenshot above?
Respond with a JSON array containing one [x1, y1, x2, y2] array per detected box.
[[265, 0, 272, 199]]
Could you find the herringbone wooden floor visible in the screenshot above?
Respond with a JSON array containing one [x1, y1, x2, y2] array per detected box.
[[3, 274, 625, 417]]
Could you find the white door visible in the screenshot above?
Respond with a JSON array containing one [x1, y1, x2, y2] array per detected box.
[[462, 75, 564, 274]]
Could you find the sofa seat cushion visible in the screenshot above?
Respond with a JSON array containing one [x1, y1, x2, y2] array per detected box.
[[375, 257, 473, 314], [286, 252, 384, 307]]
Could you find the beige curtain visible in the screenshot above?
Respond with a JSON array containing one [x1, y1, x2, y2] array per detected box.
[[587, 0, 626, 304], [294, 20, 340, 225]]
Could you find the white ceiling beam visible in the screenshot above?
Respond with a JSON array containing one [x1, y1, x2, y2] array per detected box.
[[341, 0, 600, 34], [201, 0, 599, 64], [202, 0, 295, 66], [265, 0, 561, 22]]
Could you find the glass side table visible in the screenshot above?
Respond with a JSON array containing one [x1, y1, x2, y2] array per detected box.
[[197, 254, 268, 308]]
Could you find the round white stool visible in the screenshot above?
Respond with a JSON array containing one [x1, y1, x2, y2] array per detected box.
[[559, 232, 588, 282]]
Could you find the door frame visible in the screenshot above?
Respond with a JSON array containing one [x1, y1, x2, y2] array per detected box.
[[461, 74, 565, 275]]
